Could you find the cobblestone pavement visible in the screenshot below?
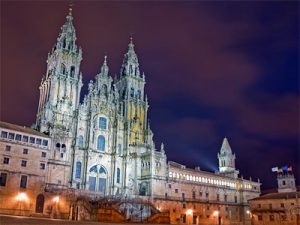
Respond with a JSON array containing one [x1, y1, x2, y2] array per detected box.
[[0, 215, 154, 225]]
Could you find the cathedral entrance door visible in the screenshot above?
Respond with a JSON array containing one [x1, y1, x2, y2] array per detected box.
[[35, 194, 44, 213], [99, 178, 106, 194]]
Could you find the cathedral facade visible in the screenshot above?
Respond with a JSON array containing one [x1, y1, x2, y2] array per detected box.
[[0, 9, 261, 224]]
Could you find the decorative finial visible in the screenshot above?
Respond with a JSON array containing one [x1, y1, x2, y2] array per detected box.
[[104, 55, 107, 64], [69, 1, 74, 16]]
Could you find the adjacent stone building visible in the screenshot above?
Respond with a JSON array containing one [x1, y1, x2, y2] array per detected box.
[[0, 8, 261, 224], [249, 173, 299, 225]]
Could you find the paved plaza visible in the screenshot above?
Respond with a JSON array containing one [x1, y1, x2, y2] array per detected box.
[[0, 215, 159, 225]]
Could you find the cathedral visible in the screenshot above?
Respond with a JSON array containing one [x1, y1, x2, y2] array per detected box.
[[0, 8, 261, 224]]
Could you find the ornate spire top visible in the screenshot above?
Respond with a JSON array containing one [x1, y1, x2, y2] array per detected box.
[[100, 55, 109, 76], [69, 2, 73, 16], [128, 36, 135, 51]]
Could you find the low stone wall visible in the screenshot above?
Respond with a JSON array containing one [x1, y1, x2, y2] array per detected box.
[[146, 211, 170, 224], [97, 208, 126, 222]]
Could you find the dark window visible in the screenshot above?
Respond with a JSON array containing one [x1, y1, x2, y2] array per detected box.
[[8, 133, 15, 140], [29, 137, 35, 144], [269, 214, 274, 221], [281, 215, 287, 221], [199, 192, 203, 197], [168, 184, 171, 188], [183, 214, 186, 223], [40, 163, 46, 170], [182, 193, 185, 201], [5, 145, 11, 151], [75, 161, 81, 178], [224, 194, 227, 202], [60, 153, 64, 158], [269, 204, 272, 210], [23, 149, 28, 154], [22, 136, 28, 142], [281, 203, 284, 208], [20, 175, 27, 188], [36, 138, 42, 145], [217, 194, 220, 201], [41, 152, 46, 158], [70, 66, 75, 78], [193, 215, 197, 224], [235, 196, 238, 203], [258, 215, 263, 221], [182, 203, 186, 209], [99, 117, 107, 129], [21, 160, 27, 167], [0, 173, 7, 186], [175, 189, 178, 193], [116, 168, 120, 183], [206, 192, 209, 198], [192, 191, 196, 199], [165, 192, 168, 200], [1, 131, 8, 138], [282, 180, 286, 185], [42, 140, 48, 146], [258, 204, 261, 208], [16, 134, 21, 141], [3, 157, 9, 164]]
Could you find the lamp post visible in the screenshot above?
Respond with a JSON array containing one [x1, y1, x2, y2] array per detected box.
[[213, 210, 221, 225]]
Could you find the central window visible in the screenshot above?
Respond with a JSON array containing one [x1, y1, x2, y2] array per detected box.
[[99, 117, 107, 129], [97, 135, 105, 151]]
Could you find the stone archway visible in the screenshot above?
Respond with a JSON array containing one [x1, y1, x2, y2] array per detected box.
[[35, 194, 45, 213]]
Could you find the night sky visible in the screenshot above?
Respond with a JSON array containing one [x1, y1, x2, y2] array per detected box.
[[1, 1, 299, 190]]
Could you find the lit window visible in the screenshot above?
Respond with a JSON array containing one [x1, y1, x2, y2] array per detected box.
[[40, 163, 46, 170], [21, 160, 27, 167], [97, 135, 105, 151], [8, 133, 15, 140], [5, 145, 11, 151], [29, 137, 35, 144], [1, 131, 8, 138], [99, 117, 107, 129], [41, 152, 46, 158], [75, 161, 81, 178], [15, 134, 21, 141], [3, 157, 9, 164], [23, 149, 28, 154]]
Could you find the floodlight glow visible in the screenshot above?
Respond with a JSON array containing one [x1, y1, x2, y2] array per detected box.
[[53, 196, 60, 203], [213, 210, 219, 217], [16, 193, 28, 201], [186, 209, 193, 215]]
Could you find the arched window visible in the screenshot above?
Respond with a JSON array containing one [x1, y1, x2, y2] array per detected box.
[[70, 66, 75, 78], [137, 90, 141, 99], [116, 168, 120, 184], [75, 161, 81, 178], [62, 38, 66, 48], [129, 65, 133, 74], [99, 117, 107, 129], [78, 135, 84, 149], [97, 135, 105, 151], [89, 165, 97, 173], [117, 144, 122, 155], [130, 88, 134, 97], [61, 64, 66, 75], [99, 166, 106, 174]]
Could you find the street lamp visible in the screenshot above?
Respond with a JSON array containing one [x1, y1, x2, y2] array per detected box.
[[213, 210, 221, 225], [16, 192, 28, 216]]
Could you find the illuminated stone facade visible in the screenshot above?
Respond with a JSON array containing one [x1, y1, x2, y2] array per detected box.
[[0, 9, 261, 224]]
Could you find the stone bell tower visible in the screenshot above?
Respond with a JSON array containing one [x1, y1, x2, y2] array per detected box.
[[36, 7, 83, 187], [218, 137, 239, 178]]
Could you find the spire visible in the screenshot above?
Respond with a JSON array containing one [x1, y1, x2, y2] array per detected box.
[[100, 55, 109, 76], [120, 38, 141, 77], [220, 137, 232, 154], [54, 4, 77, 52]]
